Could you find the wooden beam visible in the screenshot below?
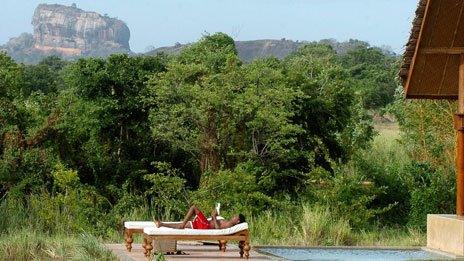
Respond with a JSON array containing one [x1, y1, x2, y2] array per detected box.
[[456, 54, 464, 216], [460, 55, 464, 113], [405, 94, 458, 100], [421, 47, 464, 55]]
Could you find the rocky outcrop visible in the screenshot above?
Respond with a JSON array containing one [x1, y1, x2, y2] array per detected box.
[[1, 3, 130, 63], [32, 4, 130, 56]]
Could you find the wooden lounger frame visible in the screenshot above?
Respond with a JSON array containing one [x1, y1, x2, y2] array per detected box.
[[124, 228, 142, 252], [142, 229, 251, 258]]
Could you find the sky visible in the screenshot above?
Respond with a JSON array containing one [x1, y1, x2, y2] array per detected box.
[[0, 0, 418, 54]]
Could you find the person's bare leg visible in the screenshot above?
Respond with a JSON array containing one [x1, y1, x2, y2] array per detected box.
[[156, 221, 184, 229], [181, 205, 200, 228], [154, 205, 199, 229]]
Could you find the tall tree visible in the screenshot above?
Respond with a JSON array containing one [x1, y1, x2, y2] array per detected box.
[[148, 33, 299, 185], [57, 54, 169, 192]]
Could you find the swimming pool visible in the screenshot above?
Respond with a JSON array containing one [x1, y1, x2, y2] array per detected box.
[[258, 247, 450, 260]]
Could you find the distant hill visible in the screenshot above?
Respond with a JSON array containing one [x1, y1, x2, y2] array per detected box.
[[145, 38, 391, 62]]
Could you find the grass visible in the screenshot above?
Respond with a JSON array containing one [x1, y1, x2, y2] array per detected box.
[[250, 204, 425, 247], [374, 122, 400, 139], [0, 230, 116, 260], [355, 227, 425, 246]]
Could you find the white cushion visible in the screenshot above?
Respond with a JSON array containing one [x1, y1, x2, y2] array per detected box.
[[143, 223, 249, 236], [124, 217, 225, 229], [124, 221, 181, 229]]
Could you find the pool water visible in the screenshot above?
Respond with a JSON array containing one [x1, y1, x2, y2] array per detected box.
[[259, 247, 450, 260]]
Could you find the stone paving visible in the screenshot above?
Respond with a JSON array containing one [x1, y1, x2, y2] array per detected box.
[[106, 242, 275, 261]]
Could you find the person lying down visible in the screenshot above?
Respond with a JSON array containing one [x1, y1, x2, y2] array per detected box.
[[155, 205, 245, 229]]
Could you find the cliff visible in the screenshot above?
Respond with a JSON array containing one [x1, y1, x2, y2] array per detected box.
[[1, 4, 131, 63]]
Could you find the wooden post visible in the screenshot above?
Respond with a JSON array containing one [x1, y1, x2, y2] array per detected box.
[[456, 54, 464, 216]]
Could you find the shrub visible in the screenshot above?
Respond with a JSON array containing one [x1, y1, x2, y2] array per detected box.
[[353, 135, 411, 225], [144, 162, 190, 220], [406, 162, 455, 228], [313, 165, 392, 229], [193, 162, 279, 216], [1, 164, 111, 236]]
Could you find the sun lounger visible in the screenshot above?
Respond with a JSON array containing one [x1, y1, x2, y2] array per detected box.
[[142, 223, 251, 258], [123, 217, 225, 252]]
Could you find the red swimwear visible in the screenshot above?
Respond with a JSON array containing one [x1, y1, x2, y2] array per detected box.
[[191, 211, 210, 229]]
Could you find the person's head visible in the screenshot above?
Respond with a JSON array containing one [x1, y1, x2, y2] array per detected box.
[[238, 214, 246, 224], [230, 214, 246, 225]]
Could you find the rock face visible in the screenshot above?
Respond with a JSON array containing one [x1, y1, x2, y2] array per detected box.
[[32, 4, 130, 56], [1, 4, 131, 63]]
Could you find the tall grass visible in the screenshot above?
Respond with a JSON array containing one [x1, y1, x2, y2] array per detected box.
[[251, 205, 353, 246], [0, 230, 115, 260], [297, 205, 352, 246], [355, 227, 425, 246], [250, 203, 425, 247]]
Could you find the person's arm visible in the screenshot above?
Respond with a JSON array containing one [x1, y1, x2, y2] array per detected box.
[[211, 209, 220, 229]]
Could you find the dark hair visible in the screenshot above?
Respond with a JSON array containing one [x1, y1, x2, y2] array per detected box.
[[238, 214, 246, 224]]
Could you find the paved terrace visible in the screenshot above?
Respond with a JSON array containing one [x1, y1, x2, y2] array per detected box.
[[107, 241, 274, 261]]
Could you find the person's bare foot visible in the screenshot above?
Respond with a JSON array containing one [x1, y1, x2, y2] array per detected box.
[[154, 220, 161, 228]]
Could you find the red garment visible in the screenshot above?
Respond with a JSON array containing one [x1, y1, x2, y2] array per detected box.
[[191, 211, 210, 229]]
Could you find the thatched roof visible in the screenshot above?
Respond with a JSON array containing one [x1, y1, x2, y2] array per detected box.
[[400, 0, 464, 99], [399, 0, 427, 85]]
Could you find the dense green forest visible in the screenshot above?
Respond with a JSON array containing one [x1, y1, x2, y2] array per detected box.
[[0, 33, 456, 258]]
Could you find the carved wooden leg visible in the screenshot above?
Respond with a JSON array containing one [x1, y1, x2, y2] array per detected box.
[[142, 236, 147, 253], [217, 240, 222, 250], [143, 237, 148, 257], [238, 241, 245, 258], [219, 240, 227, 252], [146, 237, 153, 258], [124, 230, 133, 252], [243, 241, 250, 259]]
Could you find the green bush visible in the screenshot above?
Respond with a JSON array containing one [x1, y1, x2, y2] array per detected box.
[[313, 166, 391, 229], [353, 135, 411, 225], [406, 162, 455, 228], [1, 164, 111, 236], [144, 162, 190, 220], [193, 162, 279, 216]]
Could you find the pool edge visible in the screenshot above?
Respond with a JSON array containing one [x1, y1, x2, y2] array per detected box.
[[254, 245, 457, 260], [422, 247, 464, 260]]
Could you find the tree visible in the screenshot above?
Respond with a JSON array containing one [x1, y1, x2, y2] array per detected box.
[[283, 43, 374, 175], [339, 43, 399, 109], [148, 33, 299, 186], [148, 33, 241, 177], [22, 56, 67, 95], [0, 52, 23, 98], [57, 54, 169, 192]]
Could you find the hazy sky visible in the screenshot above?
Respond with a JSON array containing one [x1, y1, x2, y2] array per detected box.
[[0, 0, 418, 53]]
